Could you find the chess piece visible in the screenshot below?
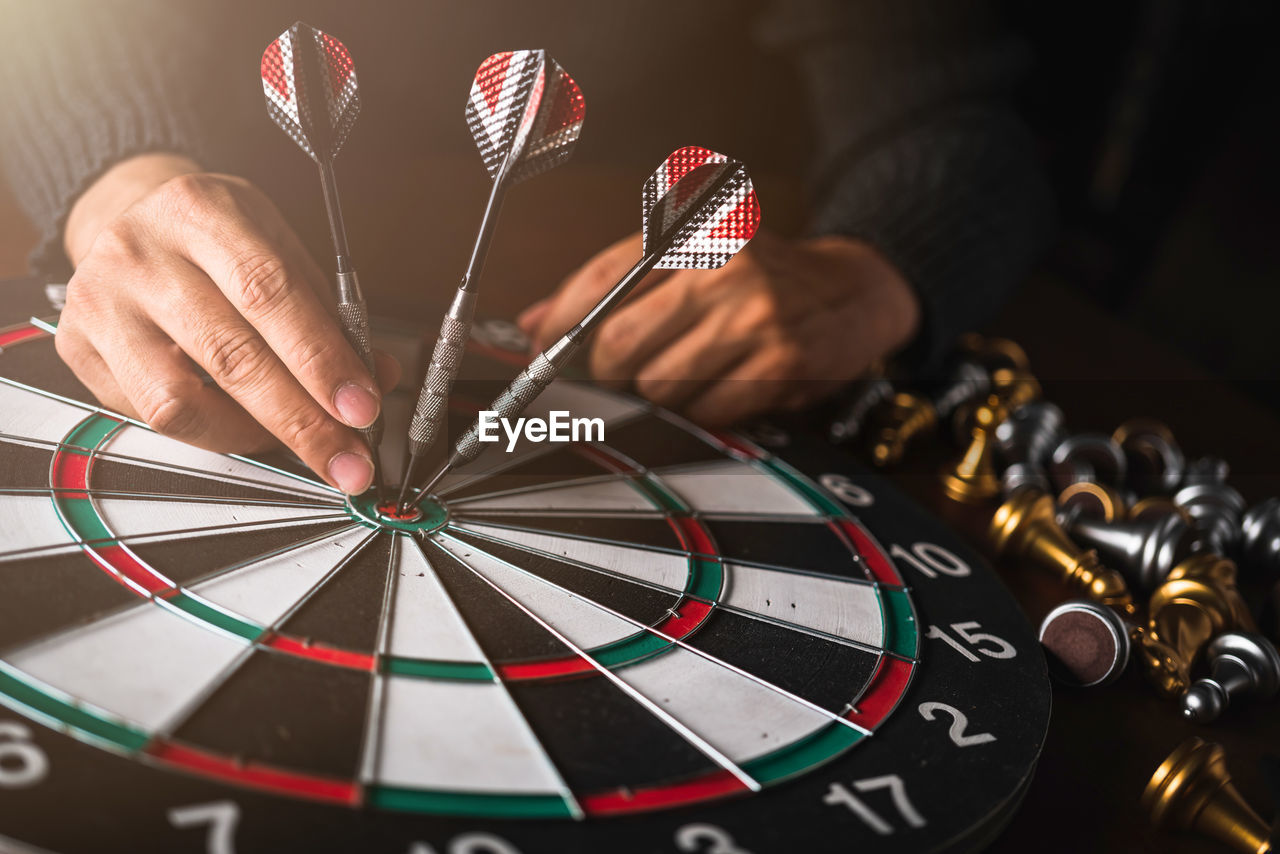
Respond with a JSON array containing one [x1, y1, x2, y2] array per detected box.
[[1181, 632, 1280, 724], [1143, 737, 1273, 854], [930, 359, 990, 424], [1130, 495, 1192, 524], [941, 400, 1005, 503], [1001, 462, 1052, 497], [995, 401, 1064, 498], [829, 375, 893, 445], [1113, 418, 1186, 495], [1056, 481, 1129, 525], [989, 367, 1041, 413], [1038, 599, 1131, 687], [995, 400, 1064, 465], [988, 489, 1135, 614], [1176, 482, 1247, 556], [1059, 507, 1192, 593], [1241, 497, 1280, 577], [1142, 554, 1255, 699], [957, 333, 1030, 373], [869, 391, 936, 467], [1049, 432, 1127, 492]]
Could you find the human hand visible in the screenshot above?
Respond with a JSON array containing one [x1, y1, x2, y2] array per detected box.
[[58, 153, 400, 494], [518, 231, 919, 427]]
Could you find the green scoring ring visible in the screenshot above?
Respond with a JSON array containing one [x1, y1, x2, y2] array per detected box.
[[347, 492, 450, 533]]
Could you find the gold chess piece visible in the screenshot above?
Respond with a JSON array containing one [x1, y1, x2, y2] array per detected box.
[[870, 391, 937, 467], [989, 488, 1135, 615], [941, 400, 1005, 503], [958, 333, 1030, 373], [1140, 554, 1256, 699], [1143, 737, 1272, 854], [989, 367, 1042, 413], [1058, 481, 1130, 524]]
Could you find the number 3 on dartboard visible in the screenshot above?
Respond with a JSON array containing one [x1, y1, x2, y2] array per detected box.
[[0, 721, 49, 788]]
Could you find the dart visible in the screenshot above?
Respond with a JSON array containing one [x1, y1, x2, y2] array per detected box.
[[411, 146, 760, 504], [394, 50, 585, 510], [261, 23, 386, 497]]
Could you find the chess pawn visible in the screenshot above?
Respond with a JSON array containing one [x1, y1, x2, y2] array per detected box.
[[995, 400, 1064, 498], [1241, 497, 1280, 577], [1181, 632, 1280, 724], [941, 401, 1005, 503], [929, 359, 990, 424], [988, 489, 1135, 614], [1059, 505, 1192, 593], [829, 376, 893, 445], [995, 400, 1065, 469], [869, 391, 937, 467], [1049, 432, 1127, 492], [1143, 737, 1273, 854], [1176, 482, 1247, 556], [1113, 418, 1186, 495], [989, 367, 1041, 413], [1143, 555, 1255, 699]]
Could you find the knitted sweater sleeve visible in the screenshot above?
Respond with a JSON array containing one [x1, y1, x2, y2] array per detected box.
[[0, 1, 212, 277], [756, 0, 1056, 368]]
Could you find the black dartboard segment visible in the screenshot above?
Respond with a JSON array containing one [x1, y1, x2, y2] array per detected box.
[[0, 280, 1050, 854]]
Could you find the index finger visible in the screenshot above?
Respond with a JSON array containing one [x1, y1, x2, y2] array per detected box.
[[173, 181, 383, 431]]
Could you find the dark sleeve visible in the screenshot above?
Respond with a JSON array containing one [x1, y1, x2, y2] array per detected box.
[[0, 1, 213, 277], [755, 0, 1056, 369]]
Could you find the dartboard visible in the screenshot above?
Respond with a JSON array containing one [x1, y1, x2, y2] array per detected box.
[[0, 279, 1050, 854]]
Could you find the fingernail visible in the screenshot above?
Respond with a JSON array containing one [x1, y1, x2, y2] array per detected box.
[[329, 452, 374, 495], [334, 382, 379, 428]]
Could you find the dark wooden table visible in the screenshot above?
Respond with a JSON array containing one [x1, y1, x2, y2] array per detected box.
[[3, 158, 1276, 852]]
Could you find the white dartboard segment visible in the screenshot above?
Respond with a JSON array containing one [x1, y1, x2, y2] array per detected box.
[[613, 645, 832, 763], [7, 602, 246, 732], [188, 526, 370, 626], [650, 460, 820, 517], [448, 477, 655, 514], [721, 564, 885, 648], [374, 675, 568, 795], [91, 498, 345, 542], [0, 383, 95, 445], [434, 537, 637, 651], [453, 522, 691, 593], [0, 495, 80, 562], [101, 426, 339, 501], [386, 537, 490, 663]]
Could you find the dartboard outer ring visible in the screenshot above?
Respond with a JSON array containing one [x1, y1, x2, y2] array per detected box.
[[0, 282, 1051, 854]]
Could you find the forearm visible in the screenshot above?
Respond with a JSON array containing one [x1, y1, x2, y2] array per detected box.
[[757, 0, 1056, 369], [0, 1, 210, 274]]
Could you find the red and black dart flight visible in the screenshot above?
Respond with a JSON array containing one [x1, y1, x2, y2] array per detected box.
[[262, 22, 386, 496], [396, 50, 585, 510], [412, 146, 760, 503]]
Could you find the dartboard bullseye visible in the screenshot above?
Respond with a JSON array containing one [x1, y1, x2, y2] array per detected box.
[[0, 284, 1051, 854]]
